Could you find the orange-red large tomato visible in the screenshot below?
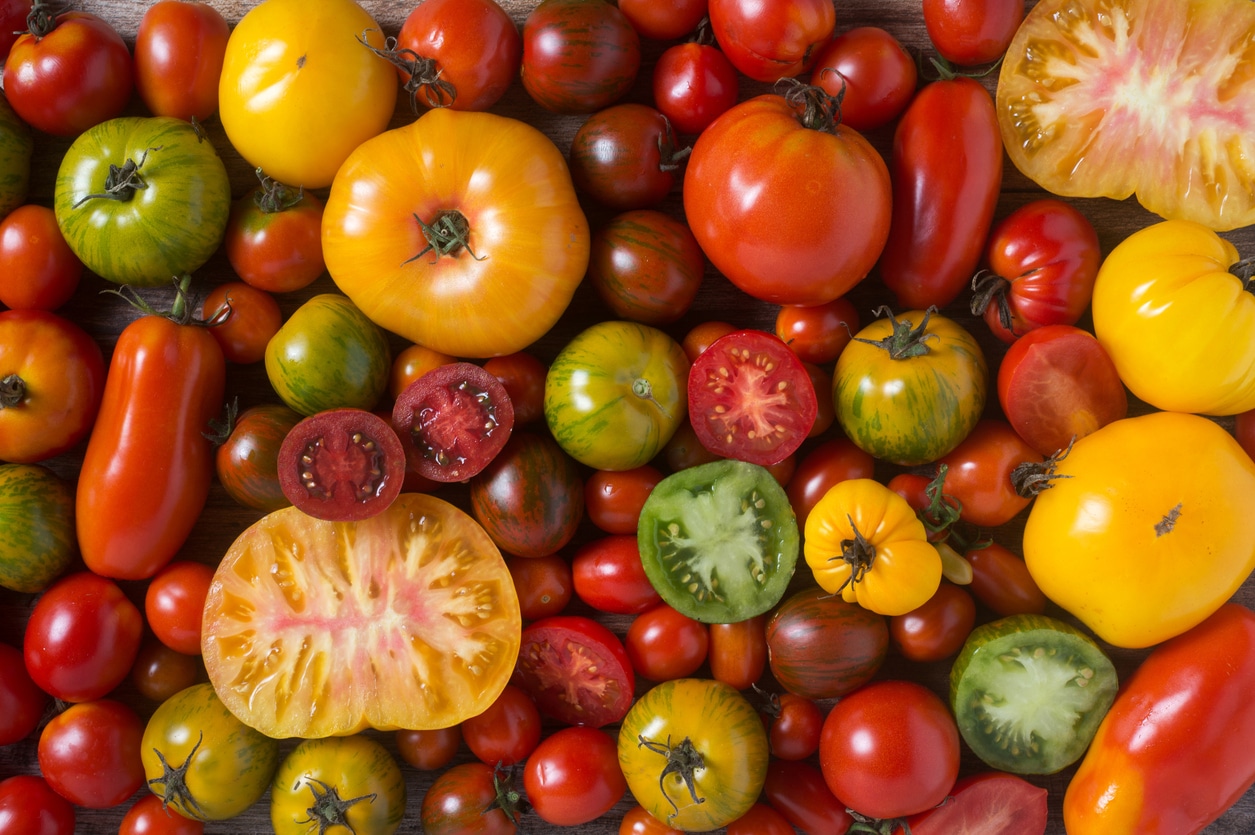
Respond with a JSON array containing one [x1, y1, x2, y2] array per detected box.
[[201, 493, 521, 739], [323, 107, 589, 358]]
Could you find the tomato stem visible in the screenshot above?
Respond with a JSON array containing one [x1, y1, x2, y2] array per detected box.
[[24, 0, 61, 40], [294, 777, 378, 835], [831, 515, 876, 595], [487, 764, 529, 824], [406, 210, 486, 264], [147, 731, 210, 821], [847, 809, 913, 835], [101, 274, 202, 327], [916, 464, 964, 538], [1010, 437, 1076, 497], [852, 306, 939, 360], [252, 167, 305, 214], [71, 146, 163, 208], [0, 374, 26, 409], [632, 378, 672, 420], [1231, 257, 1255, 292], [638, 734, 706, 821], [657, 116, 692, 172], [356, 28, 457, 112], [778, 78, 845, 134], [969, 270, 1015, 331]]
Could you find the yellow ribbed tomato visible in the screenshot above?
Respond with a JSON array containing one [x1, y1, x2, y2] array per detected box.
[[804, 478, 941, 616], [1091, 220, 1255, 416], [1023, 411, 1255, 649]]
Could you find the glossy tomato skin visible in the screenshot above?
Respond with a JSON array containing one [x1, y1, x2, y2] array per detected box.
[[521, 0, 641, 114], [626, 603, 709, 681], [134, 0, 229, 121], [762, 759, 855, 835], [128, 637, 203, 704], [618, 0, 707, 40], [38, 699, 146, 809], [898, 771, 1048, 834], [810, 26, 918, 131], [889, 582, 978, 662], [506, 553, 573, 621], [0, 0, 31, 63], [512, 615, 635, 727], [620, 804, 684, 835], [786, 437, 876, 529], [201, 281, 282, 364], [879, 76, 1004, 310], [0, 640, 46, 745], [0, 774, 75, 835], [589, 210, 705, 326], [461, 684, 542, 766], [937, 418, 1042, 528], [775, 296, 859, 365], [708, 0, 835, 82], [215, 402, 301, 512], [652, 42, 739, 136], [394, 0, 521, 112], [924, 0, 1025, 66], [526, 726, 626, 826], [0, 204, 82, 310], [395, 725, 461, 772], [421, 761, 521, 835], [269, 735, 405, 835], [965, 541, 1048, 616], [765, 586, 889, 700], [483, 351, 546, 425], [707, 614, 767, 691], [224, 182, 326, 294], [765, 692, 825, 760], [145, 561, 215, 656], [119, 793, 204, 835], [570, 104, 686, 211], [584, 464, 664, 535], [572, 535, 663, 615]]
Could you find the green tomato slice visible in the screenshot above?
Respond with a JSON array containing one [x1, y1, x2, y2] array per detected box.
[[637, 459, 798, 624], [950, 613, 1118, 775]]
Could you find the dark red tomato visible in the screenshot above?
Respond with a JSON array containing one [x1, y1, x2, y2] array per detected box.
[[618, 0, 706, 40], [461, 683, 543, 766], [818, 679, 961, 819], [765, 452, 796, 487], [937, 418, 1042, 528], [765, 586, 888, 700], [572, 535, 662, 615], [775, 296, 860, 364], [391, 0, 521, 112], [570, 104, 689, 211], [396, 725, 462, 771], [619, 804, 683, 835], [809, 26, 918, 132], [652, 41, 739, 136], [726, 802, 795, 835], [688, 329, 817, 466], [0, 0, 31, 62], [1237, 409, 1255, 462], [895, 771, 1048, 835], [889, 582, 977, 662], [973, 198, 1102, 344], [997, 323, 1128, 456], [520, 0, 641, 114], [523, 726, 627, 826], [145, 560, 215, 656], [214, 402, 302, 512], [708, 0, 835, 82], [0, 775, 74, 835], [277, 407, 405, 521], [3, 9, 132, 136], [762, 759, 855, 835], [470, 431, 585, 558], [37, 699, 145, 809], [128, 637, 203, 703], [0, 204, 81, 310], [119, 793, 205, 835], [390, 344, 455, 400], [224, 174, 325, 294], [965, 541, 1048, 616], [24, 571, 143, 703], [133, 0, 228, 121], [923, 0, 1025, 66], [512, 615, 635, 727], [589, 209, 705, 325], [765, 691, 825, 760], [0, 640, 46, 745], [878, 75, 1003, 310], [708, 614, 767, 691], [584, 464, 663, 535], [786, 437, 876, 529], [483, 351, 547, 425], [802, 362, 836, 438], [681, 320, 737, 363], [626, 603, 709, 681], [393, 361, 515, 483], [662, 418, 724, 472], [420, 761, 522, 835], [201, 281, 282, 364], [507, 553, 573, 621]]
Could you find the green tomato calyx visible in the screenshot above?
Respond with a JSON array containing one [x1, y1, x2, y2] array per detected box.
[[296, 777, 377, 835], [72, 146, 162, 208], [357, 28, 456, 113], [406, 210, 486, 264], [855, 306, 939, 360], [147, 731, 210, 821], [638, 733, 706, 822], [831, 514, 877, 596]]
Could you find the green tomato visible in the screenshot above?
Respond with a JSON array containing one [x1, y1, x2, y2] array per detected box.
[[270, 735, 406, 835], [53, 116, 230, 286], [0, 463, 75, 593], [544, 319, 689, 471], [265, 294, 391, 416], [0, 91, 32, 222]]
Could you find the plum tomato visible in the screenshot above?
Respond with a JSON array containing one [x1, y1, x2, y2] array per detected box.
[[0, 204, 82, 311], [507, 553, 572, 621], [652, 41, 739, 136], [482, 351, 547, 425], [889, 581, 978, 662], [37, 699, 145, 809], [584, 464, 664, 535], [937, 418, 1043, 528], [224, 172, 326, 294], [276, 407, 406, 522], [569, 105, 689, 211], [572, 534, 663, 615], [809, 26, 918, 132], [924, 0, 1024, 66], [200, 281, 282, 364], [588, 210, 705, 326], [707, 614, 767, 691], [708, 0, 835, 82], [625, 603, 709, 681], [775, 296, 860, 365], [785, 437, 876, 529], [520, 0, 641, 114], [461, 683, 542, 767], [133, 0, 229, 122], [145, 560, 215, 656], [512, 615, 635, 727]]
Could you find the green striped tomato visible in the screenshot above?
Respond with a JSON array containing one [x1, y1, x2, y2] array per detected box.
[[0, 463, 76, 593], [53, 116, 230, 286], [0, 91, 32, 222]]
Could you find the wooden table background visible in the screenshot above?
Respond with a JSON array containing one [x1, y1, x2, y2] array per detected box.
[[2, 0, 1253, 832]]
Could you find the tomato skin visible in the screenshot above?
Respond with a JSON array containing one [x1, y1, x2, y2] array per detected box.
[[224, 184, 326, 295], [589, 210, 705, 326], [879, 76, 1004, 310], [0, 204, 82, 311], [570, 104, 686, 211], [619, 0, 707, 40], [707, 614, 767, 691], [520, 0, 641, 114], [765, 692, 825, 761], [38, 699, 146, 809], [214, 402, 301, 512], [0, 640, 46, 745], [395, 725, 461, 772], [145, 560, 215, 656], [965, 541, 1047, 616], [765, 586, 889, 700], [507, 553, 573, 621], [726, 803, 796, 835], [924, 0, 1025, 66], [626, 603, 710, 681], [483, 351, 547, 425], [526, 726, 627, 826], [786, 437, 876, 529], [585, 464, 663, 535], [394, 0, 521, 113], [119, 793, 204, 835], [0, 1, 31, 63], [572, 534, 663, 615], [898, 771, 1048, 835], [708, 0, 835, 82], [269, 735, 405, 835], [810, 26, 918, 132], [937, 418, 1041, 528], [762, 759, 855, 835], [775, 296, 859, 365], [462, 684, 542, 767], [0, 774, 75, 835], [421, 761, 521, 835], [889, 582, 977, 662], [651, 42, 739, 136], [134, 0, 229, 121], [201, 281, 282, 365], [619, 804, 684, 835], [128, 638, 202, 704]]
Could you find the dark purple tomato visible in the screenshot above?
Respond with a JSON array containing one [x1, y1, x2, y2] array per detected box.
[[520, 0, 641, 114], [214, 402, 302, 512], [765, 586, 889, 700], [588, 209, 705, 325], [569, 104, 688, 210]]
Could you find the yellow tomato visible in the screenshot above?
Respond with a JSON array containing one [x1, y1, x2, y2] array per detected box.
[[1023, 411, 1255, 648], [804, 478, 941, 616], [218, 0, 397, 189], [1091, 220, 1255, 416]]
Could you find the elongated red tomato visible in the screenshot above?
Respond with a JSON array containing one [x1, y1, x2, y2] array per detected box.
[[76, 286, 226, 580], [879, 75, 1003, 310]]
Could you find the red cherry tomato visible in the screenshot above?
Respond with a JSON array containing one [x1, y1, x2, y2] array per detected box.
[[626, 603, 709, 681], [461, 684, 543, 767], [889, 582, 978, 662], [0, 204, 82, 311], [569, 104, 688, 211], [681, 320, 737, 362], [725, 803, 796, 835], [483, 351, 547, 425], [507, 553, 573, 621], [937, 418, 1042, 528], [37, 699, 145, 809], [708, 614, 767, 691], [619, 804, 684, 835], [0, 640, 47, 745], [224, 174, 326, 294], [389, 344, 456, 400], [584, 465, 664, 535], [618, 0, 707, 40], [810, 26, 918, 132], [708, 0, 835, 82], [523, 726, 627, 826], [395, 725, 462, 771], [145, 560, 215, 656], [119, 793, 205, 835], [652, 41, 739, 136], [201, 281, 282, 365], [923, 0, 1025, 66], [0, 774, 75, 835], [775, 296, 860, 364], [765, 691, 825, 760], [133, 0, 229, 121], [786, 437, 876, 529], [572, 535, 663, 615], [964, 541, 1048, 616]]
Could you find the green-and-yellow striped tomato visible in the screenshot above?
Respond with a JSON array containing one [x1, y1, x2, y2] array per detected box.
[[52, 116, 230, 286], [0, 463, 76, 594], [270, 735, 406, 835], [0, 92, 32, 222], [834, 308, 987, 466]]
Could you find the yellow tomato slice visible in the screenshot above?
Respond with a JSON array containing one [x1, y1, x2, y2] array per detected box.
[[202, 494, 521, 738]]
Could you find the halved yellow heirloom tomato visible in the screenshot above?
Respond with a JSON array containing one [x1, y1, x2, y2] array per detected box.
[[201, 493, 521, 739], [322, 107, 590, 358], [996, 0, 1255, 231]]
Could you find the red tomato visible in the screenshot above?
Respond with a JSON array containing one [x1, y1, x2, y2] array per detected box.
[[483, 351, 547, 425], [620, 804, 684, 835], [128, 637, 203, 703], [708, 614, 767, 691], [809, 26, 918, 131], [818, 679, 961, 819], [681, 320, 737, 362], [588, 209, 705, 325], [0, 774, 75, 835], [775, 296, 860, 364], [879, 75, 1003, 310], [652, 41, 739, 136], [923, 0, 1025, 66], [572, 534, 663, 615], [214, 402, 302, 512], [520, 0, 641, 114], [224, 175, 326, 294], [708, 0, 835, 82], [973, 198, 1102, 343], [201, 281, 282, 364], [889, 582, 978, 662], [786, 437, 876, 529], [626, 603, 709, 681], [119, 793, 204, 835], [937, 418, 1042, 528], [23, 571, 143, 703], [896, 771, 1048, 835], [507, 553, 573, 621], [762, 759, 855, 835], [765, 691, 825, 760], [803, 362, 836, 438], [618, 0, 706, 40], [461, 684, 543, 766], [523, 726, 627, 826], [512, 615, 635, 727], [964, 541, 1048, 616], [37, 699, 145, 809], [145, 560, 215, 656], [725, 802, 796, 835], [0, 640, 46, 745], [133, 0, 228, 121], [395, 725, 462, 771], [0, 0, 31, 62], [389, 344, 456, 400], [420, 761, 522, 835], [584, 465, 663, 535], [569, 104, 688, 211], [0, 204, 82, 310], [1237, 409, 1255, 462]]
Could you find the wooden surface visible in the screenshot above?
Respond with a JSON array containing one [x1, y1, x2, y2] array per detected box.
[[2, 0, 1253, 832]]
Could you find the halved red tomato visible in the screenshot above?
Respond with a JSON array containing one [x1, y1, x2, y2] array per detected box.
[[511, 614, 634, 728]]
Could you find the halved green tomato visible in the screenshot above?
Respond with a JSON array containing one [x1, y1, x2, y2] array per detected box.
[[201, 493, 521, 739], [637, 459, 798, 623]]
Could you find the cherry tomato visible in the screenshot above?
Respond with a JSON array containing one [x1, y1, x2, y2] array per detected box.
[[461, 684, 543, 767], [765, 691, 825, 760], [395, 725, 462, 771], [201, 281, 282, 365], [626, 603, 709, 681], [619, 804, 684, 835], [708, 614, 767, 691], [572, 534, 664, 615], [224, 173, 325, 294], [663, 420, 723, 472], [569, 104, 689, 211], [0, 204, 82, 311], [726, 802, 796, 835], [0, 640, 46, 745], [0, 774, 75, 835], [507, 553, 573, 621], [389, 344, 456, 400], [521, 0, 641, 114], [128, 637, 203, 703], [652, 41, 739, 136], [523, 726, 627, 826], [802, 362, 837, 438], [923, 0, 1025, 66], [588, 210, 705, 325], [762, 759, 855, 835], [810, 26, 918, 131], [483, 351, 547, 425], [214, 402, 302, 513], [708, 0, 835, 82], [618, 0, 707, 40], [937, 418, 1042, 528], [965, 541, 1048, 616], [584, 465, 664, 535], [145, 560, 215, 656], [681, 319, 737, 362], [133, 0, 229, 121], [775, 296, 860, 364], [786, 437, 876, 529], [118, 793, 204, 835], [37, 699, 145, 809], [421, 761, 523, 835], [889, 582, 978, 661]]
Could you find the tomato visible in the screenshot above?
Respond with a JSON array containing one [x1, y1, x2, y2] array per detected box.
[[809, 26, 918, 131], [996, 0, 1255, 231], [775, 296, 859, 365], [142, 683, 280, 821], [265, 293, 391, 416], [765, 586, 889, 700], [889, 581, 977, 662], [520, 0, 641, 114], [619, 0, 707, 39], [119, 794, 203, 835], [924, 0, 1024, 65], [588, 209, 705, 325], [527, 726, 626, 825], [764, 691, 825, 760], [619, 678, 768, 831], [835, 308, 988, 466], [936, 418, 1041, 527], [726, 803, 795, 835], [483, 351, 547, 426], [421, 761, 522, 835], [202, 494, 522, 738], [512, 614, 635, 727], [972, 198, 1102, 343], [801, 362, 836, 439], [0, 0, 31, 63], [684, 87, 891, 306], [395, 725, 461, 772], [627, 603, 709, 681], [819, 679, 960, 819], [619, 804, 684, 835], [708, 0, 835, 81], [707, 615, 767, 691], [681, 319, 737, 362], [270, 735, 405, 835], [0, 91, 32, 221], [38, 699, 145, 809], [786, 437, 876, 529], [572, 535, 663, 615], [223, 173, 326, 294], [53, 117, 230, 287], [1239, 409, 1255, 462], [687, 329, 817, 466], [213, 402, 300, 512], [997, 324, 1128, 456], [200, 281, 281, 365], [128, 638, 202, 704], [134, 1, 228, 122], [0, 204, 81, 310], [897, 771, 1048, 835], [461, 684, 542, 766], [1024, 411, 1255, 648], [2, 10, 132, 136], [1092, 220, 1255, 415], [651, 42, 739, 136], [965, 541, 1048, 617], [507, 553, 573, 621], [323, 107, 589, 358], [0, 640, 45, 745], [570, 104, 688, 211], [761, 759, 855, 835], [0, 774, 75, 835], [662, 419, 722, 472], [218, 0, 396, 189], [0, 463, 74, 593], [879, 74, 1003, 309], [144, 561, 214, 656], [545, 320, 689, 471], [584, 464, 663, 535]]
